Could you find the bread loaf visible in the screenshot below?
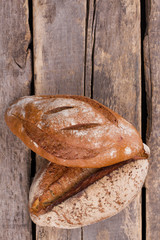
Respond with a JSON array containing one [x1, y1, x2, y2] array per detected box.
[[29, 144, 149, 228], [5, 95, 147, 168], [5, 95, 150, 228]]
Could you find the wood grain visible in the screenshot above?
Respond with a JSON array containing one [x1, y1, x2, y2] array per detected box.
[[0, 0, 32, 239], [33, 0, 85, 239], [84, 0, 142, 239], [85, 0, 141, 127], [144, 0, 160, 239], [33, 0, 86, 96], [33, 0, 142, 239]]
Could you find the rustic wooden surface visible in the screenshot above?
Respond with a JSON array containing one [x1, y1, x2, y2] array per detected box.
[[0, 0, 32, 239], [84, 0, 142, 239], [144, 0, 160, 239], [85, 0, 141, 126], [33, 0, 142, 240], [1, 0, 160, 239], [33, 0, 85, 239]]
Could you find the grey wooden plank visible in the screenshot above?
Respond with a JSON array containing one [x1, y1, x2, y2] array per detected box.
[[33, 0, 85, 239], [33, 0, 86, 96], [0, 0, 32, 239], [144, 1, 160, 239], [85, 0, 141, 127], [37, 227, 82, 240], [84, 0, 142, 239]]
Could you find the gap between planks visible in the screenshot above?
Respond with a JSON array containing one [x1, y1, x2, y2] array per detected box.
[[141, 0, 148, 240], [28, 0, 36, 239]]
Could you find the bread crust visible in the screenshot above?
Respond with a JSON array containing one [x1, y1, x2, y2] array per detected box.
[[29, 152, 149, 228], [5, 95, 147, 168]]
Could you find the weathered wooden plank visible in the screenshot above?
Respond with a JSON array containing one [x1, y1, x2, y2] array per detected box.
[[33, 0, 86, 239], [0, 0, 32, 239], [85, 0, 141, 126], [33, 0, 86, 96], [84, 0, 142, 239], [36, 226, 82, 240], [144, 1, 160, 239]]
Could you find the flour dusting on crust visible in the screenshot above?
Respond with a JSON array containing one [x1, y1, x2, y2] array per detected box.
[[30, 158, 149, 228]]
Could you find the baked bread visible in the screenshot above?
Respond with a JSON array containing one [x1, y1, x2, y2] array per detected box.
[[29, 145, 149, 228], [5, 95, 150, 228], [5, 95, 147, 168]]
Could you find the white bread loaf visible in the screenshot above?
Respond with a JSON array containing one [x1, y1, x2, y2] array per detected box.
[[29, 144, 149, 228]]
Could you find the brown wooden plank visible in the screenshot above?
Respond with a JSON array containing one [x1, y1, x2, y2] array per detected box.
[[84, 0, 142, 239], [0, 0, 32, 239], [33, 0, 85, 239], [144, 1, 160, 239]]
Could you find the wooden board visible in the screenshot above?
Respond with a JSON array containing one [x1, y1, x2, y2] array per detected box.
[[0, 0, 32, 239], [33, 0, 86, 95], [85, 0, 141, 126], [33, 0, 86, 239], [144, 0, 160, 239], [84, 0, 142, 239], [33, 0, 142, 239]]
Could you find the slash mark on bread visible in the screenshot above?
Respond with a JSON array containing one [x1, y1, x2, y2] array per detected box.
[[44, 106, 74, 114], [61, 123, 101, 130]]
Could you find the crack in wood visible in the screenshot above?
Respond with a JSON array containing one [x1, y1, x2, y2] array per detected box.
[[13, 57, 24, 69], [141, 0, 148, 144], [28, 0, 35, 96], [13, 48, 30, 69], [144, 37, 152, 142], [84, 0, 90, 96], [92, 0, 96, 34], [28, 0, 36, 239], [141, 1, 148, 240], [81, 227, 83, 240], [91, 1, 97, 99]]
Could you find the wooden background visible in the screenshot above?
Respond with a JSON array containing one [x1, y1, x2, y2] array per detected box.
[[0, 0, 159, 239]]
